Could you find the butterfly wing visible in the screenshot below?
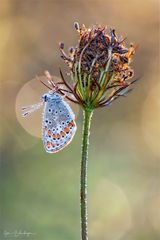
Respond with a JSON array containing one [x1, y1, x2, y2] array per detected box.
[[42, 97, 77, 153]]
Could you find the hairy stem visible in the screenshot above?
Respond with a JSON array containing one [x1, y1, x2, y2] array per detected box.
[[81, 108, 93, 240]]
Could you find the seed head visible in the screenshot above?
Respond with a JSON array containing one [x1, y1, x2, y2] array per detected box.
[[59, 23, 137, 109], [59, 42, 64, 49]]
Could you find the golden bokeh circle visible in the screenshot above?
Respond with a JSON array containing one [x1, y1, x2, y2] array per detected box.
[[89, 179, 132, 240], [15, 75, 79, 138]]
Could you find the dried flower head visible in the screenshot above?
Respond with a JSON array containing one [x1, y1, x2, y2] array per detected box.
[[59, 23, 137, 110]]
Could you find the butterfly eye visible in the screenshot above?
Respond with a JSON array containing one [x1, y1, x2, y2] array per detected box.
[[42, 94, 48, 102]]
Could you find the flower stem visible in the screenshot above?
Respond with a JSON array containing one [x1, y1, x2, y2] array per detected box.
[[81, 108, 93, 240]]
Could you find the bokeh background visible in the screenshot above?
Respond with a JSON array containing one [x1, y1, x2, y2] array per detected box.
[[0, 0, 159, 239]]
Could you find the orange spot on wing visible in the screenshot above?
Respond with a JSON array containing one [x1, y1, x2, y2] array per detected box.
[[60, 131, 65, 137], [68, 122, 72, 127], [70, 120, 75, 126], [57, 134, 61, 139], [47, 141, 52, 147], [67, 120, 76, 129], [64, 127, 69, 133], [52, 133, 61, 139]]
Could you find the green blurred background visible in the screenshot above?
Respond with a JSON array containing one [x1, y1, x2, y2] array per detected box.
[[0, 0, 160, 239]]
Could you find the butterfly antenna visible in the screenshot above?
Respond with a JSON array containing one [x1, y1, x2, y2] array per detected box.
[[45, 71, 59, 91], [22, 102, 43, 117], [36, 75, 52, 90]]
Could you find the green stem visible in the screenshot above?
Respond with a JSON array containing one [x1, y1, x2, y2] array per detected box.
[[81, 108, 93, 240]]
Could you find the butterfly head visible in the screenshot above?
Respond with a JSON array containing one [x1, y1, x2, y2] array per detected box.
[[42, 91, 62, 102]]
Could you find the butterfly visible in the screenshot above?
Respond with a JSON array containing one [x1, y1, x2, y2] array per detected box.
[[22, 73, 77, 153]]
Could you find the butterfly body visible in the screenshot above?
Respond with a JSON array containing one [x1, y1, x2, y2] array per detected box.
[[22, 91, 77, 153], [42, 91, 76, 153]]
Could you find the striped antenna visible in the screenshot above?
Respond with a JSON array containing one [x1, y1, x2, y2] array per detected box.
[[22, 102, 43, 117]]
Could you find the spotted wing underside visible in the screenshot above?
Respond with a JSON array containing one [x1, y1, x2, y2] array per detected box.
[[42, 98, 76, 153]]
